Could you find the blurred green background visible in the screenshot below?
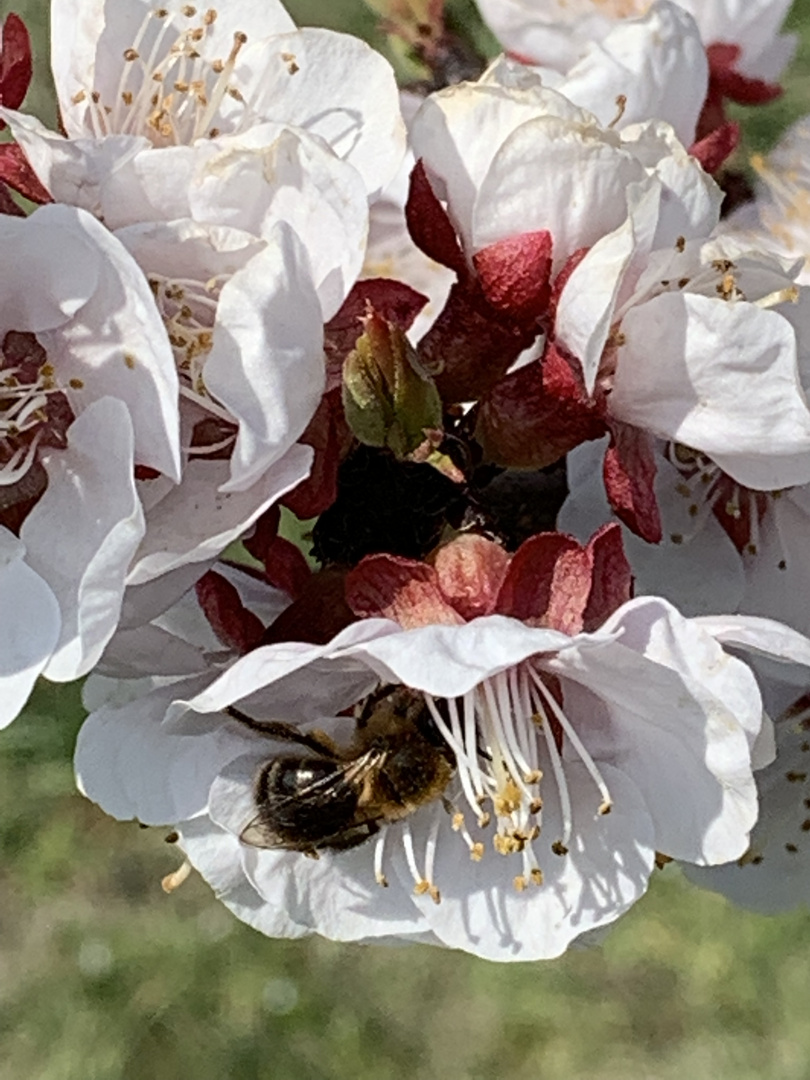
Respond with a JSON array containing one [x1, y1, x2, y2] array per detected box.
[[6, 2, 810, 1078]]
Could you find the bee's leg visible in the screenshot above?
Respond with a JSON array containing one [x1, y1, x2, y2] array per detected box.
[[225, 706, 341, 757]]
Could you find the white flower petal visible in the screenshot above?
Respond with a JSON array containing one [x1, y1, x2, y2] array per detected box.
[[126, 444, 313, 585], [611, 292, 810, 489], [75, 673, 249, 824], [391, 763, 654, 960], [204, 223, 325, 491], [21, 398, 146, 682], [0, 527, 61, 727], [235, 28, 405, 199], [33, 206, 181, 482]]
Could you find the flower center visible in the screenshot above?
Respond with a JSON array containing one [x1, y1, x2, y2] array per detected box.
[[148, 270, 237, 456], [374, 663, 614, 900], [665, 442, 788, 564], [71, 6, 254, 147], [752, 142, 810, 257], [0, 332, 76, 523]]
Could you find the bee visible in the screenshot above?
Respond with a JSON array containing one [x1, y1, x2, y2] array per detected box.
[[226, 687, 455, 856]]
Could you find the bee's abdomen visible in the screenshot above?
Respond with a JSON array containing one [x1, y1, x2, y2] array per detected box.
[[256, 757, 361, 844]]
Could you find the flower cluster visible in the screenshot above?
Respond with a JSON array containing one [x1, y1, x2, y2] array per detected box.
[[6, 0, 810, 961]]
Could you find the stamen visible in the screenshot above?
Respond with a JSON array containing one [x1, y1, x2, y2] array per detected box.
[[402, 821, 432, 899], [0, 429, 42, 485], [528, 681, 573, 851], [424, 693, 488, 821], [755, 285, 799, 309], [423, 809, 442, 903], [373, 830, 388, 887], [161, 859, 192, 893], [529, 670, 613, 816]]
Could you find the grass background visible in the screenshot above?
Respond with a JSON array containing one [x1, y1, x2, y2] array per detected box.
[[6, 2, 810, 1078]]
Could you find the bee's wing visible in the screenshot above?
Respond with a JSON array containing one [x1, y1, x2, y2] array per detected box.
[[240, 749, 388, 851]]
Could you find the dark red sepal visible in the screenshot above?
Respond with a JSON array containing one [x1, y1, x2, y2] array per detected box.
[[195, 570, 265, 653], [345, 552, 462, 629], [689, 121, 739, 175], [495, 531, 584, 631], [405, 159, 467, 276], [0, 14, 32, 114], [603, 420, 662, 544], [580, 522, 634, 632], [472, 230, 553, 326], [417, 280, 533, 403], [0, 143, 51, 204], [259, 569, 357, 646], [282, 389, 353, 520], [475, 341, 606, 468], [243, 504, 311, 599], [496, 523, 633, 634]]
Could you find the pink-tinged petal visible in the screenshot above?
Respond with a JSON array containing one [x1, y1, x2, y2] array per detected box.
[[21, 398, 145, 682], [391, 763, 654, 961], [433, 534, 511, 621], [74, 674, 252, 825], [472, 229, 553, 325], [0, 527, 60, 727], [405, 159, 467, 275], [345, 554, 463, 629], [127, 444, 313, 585], [472, 115, 646, 270], [203, 222, 324, 492], [610, 292, 810, 489], [32, 205, 181, 482], [603, 421, 662, 544], [234, 28, 405, 200]]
